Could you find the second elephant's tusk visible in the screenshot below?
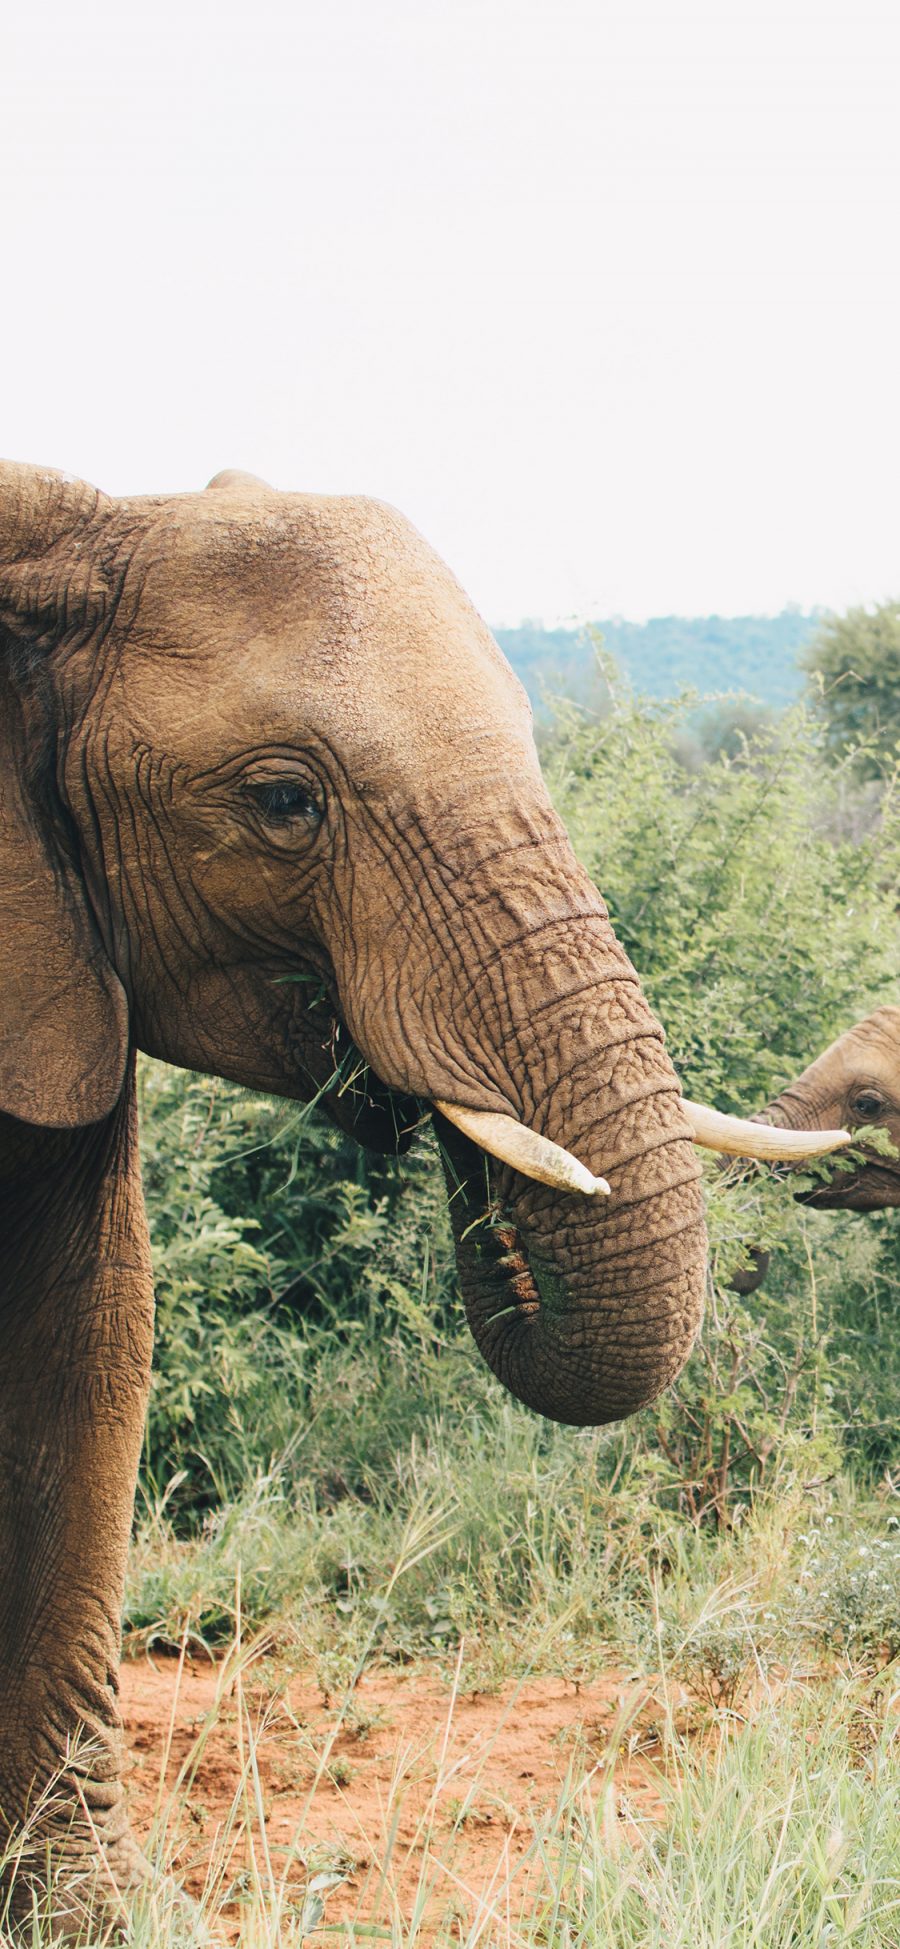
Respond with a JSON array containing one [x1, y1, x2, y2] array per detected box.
[[682, 1099, 852, 1160], [433, 1102, 612, 1197]]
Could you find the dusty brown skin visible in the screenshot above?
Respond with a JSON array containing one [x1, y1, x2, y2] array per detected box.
[[731, 1006, 900, 1294], [0, 461, 708, 1927]]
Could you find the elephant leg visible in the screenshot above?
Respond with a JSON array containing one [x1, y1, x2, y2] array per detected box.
[[0, 1067, 154, 1933]]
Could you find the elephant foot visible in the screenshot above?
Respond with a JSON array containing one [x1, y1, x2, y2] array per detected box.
[[2, 1828, 215, 1947], [2, 1829, 137, 1945]]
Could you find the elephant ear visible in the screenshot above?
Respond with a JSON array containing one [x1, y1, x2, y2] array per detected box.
[[0, 463, 129, 1127]]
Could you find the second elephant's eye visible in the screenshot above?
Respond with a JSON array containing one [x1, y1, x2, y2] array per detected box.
[[853, 1090, 885, 1120], [244, 780, 324, 831]]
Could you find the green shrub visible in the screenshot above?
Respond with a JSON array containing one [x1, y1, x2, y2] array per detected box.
[[138, 1061, 458, 1514], [543, 684, 900, 1107]]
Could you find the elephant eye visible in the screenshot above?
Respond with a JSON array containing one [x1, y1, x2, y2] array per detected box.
[[244, 779, 324, 831], [853, 1090, 885, 1120]]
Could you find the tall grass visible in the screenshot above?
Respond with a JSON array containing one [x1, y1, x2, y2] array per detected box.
[[7, 1628, 898, 1946], [127, 1355, 900, 1703]]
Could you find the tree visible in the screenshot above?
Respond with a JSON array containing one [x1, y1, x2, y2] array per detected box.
[[803, 600, 900, 778]]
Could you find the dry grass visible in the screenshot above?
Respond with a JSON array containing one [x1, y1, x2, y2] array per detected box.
[[4, 1615, 898, 1947]]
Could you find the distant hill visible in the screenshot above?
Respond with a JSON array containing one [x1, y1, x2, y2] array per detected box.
[[494, 611, 820, 712]]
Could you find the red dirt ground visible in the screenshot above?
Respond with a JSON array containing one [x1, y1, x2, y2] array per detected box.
[[121, 1653, 687, 1939]]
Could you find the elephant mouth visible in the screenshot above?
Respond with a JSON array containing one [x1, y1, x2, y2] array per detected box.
[[313, 1003, 612, 1200], [304, 1009, 422, 1153], [797, 1160, 900, 1210], [318, 1042, 549, 1320], [308, 1019, 541, 1314]]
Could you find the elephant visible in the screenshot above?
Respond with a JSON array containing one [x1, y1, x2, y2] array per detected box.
[[0, 461, 842, 1932], [728, 1006, 900, 1295]]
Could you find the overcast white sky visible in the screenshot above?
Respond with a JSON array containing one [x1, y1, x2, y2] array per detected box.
[[2, 0, 899, 622]]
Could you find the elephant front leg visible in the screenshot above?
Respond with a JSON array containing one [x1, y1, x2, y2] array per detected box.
[[0, 1086, 154, 1932]]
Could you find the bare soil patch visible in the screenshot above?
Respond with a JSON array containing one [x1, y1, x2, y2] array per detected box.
[[121, 1653, 684, 1939]]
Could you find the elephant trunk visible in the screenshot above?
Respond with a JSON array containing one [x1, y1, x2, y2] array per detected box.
[[440, 1156, 705, 1426], [425, 940, 707, 1428], [333, 815, 709, 1425]]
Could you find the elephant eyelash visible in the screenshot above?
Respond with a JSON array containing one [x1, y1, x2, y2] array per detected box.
[[243, 780, 324, 828]]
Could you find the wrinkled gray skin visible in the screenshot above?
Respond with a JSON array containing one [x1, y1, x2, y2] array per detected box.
[[732, 1006, 900, 1295], [0, 464, 707, 1931]]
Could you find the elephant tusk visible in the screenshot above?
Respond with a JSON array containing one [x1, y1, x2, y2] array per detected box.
[[682, 1099, 852, 1161], [432, 1101, 612, 1197]]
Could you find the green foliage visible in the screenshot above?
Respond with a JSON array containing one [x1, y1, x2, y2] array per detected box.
[[673, 695, 778, 771], [544, 685, 900, 1107], [138, 1062, 454, 1514], [803, 597, 900, 777]]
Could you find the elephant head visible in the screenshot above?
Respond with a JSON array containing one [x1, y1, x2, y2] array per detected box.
[[0, 463, 850, 1417], [756, 1007, 900, 1212], [727, 1006, 900, 1295], [0, 460, 843, 1420]]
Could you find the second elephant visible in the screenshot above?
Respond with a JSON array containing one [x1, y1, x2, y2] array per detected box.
[[730, 1005, 900, 1294]]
